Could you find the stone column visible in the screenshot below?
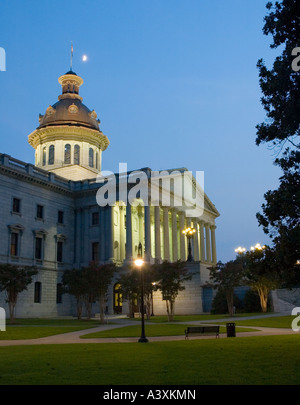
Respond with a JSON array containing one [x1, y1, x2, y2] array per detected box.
[[205, 223, 211, 263], [211, 225, 217, 264], [199, 221, 205, 262], [107, 205, 114, 261], [125, 203, 133, 261], [154, 206, 161, 261], [138, 206, 144, 246], [179, 211, 186, 261], [100, 208, 106, 262], [172, 209, 178, 262], [74, 208, 81, 266], [144, 204, 151, 262], [119, 206, 125, 262], [193, 220, 200, 261], [84, 207, 89, 264], [163, 207, 170, 261]]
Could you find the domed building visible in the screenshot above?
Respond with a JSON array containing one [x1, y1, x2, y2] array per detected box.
[[0, 68, 220, 318], [28, 70, 109, 180]]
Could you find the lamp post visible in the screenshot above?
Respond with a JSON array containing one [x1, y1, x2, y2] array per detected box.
[[151, 282, 156, 316], [250, 243, 266, 251], [234, 246, 246, 255], [182, 227, 196, 261], [135, 242, 148, 343]]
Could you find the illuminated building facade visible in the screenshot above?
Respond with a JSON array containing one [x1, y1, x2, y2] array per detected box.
[[0, 70, 219, 317]]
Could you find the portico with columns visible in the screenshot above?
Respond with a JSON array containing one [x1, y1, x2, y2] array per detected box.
[[105, 178, 219, 268]]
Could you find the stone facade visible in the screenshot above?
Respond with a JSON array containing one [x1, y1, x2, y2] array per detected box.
[[0, 154, 219, 317], [0, 69, 220, 318]]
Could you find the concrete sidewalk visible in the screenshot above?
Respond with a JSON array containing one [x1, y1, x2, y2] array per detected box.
[[0, 314, 298, 346]]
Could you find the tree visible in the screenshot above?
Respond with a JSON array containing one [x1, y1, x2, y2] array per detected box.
[[86, 262, 116, 323], [244, 246, 280, 312], [208, 260, 244, 316], [118, 264, 156, 319], [63, 263, 116, 322], [211, 288, 242, 315], [243, 289, 263, 313], [152, 260, 192, 322], [256, 155, 300, 283], [256, 0, 300, 151], [117, 269, 140, 318], [62, 268, 86, 319], [256, 0, 300, 280], [0, 263, 37, 323]]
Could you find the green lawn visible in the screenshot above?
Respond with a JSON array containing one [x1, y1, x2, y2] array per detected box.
[[80, 323, 255, 338], [6, 318, 100, 326], [221, 315, 294, 329], [0, 335, 300, 385], [0, 314, 290, 340], [0, 318, 102, 340], [133, 313, 265, 323]]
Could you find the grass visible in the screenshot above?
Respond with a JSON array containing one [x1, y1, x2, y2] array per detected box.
[[221, 315, 294, 329], [80, 324, 256, 338], [133, 313, 265, 323], [0, 335, 300, 385], [6, 318, 100, 326], [0, 318, 103, 340], [0, 314, 291, 340]]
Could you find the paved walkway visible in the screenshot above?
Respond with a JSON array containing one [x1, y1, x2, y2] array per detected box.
[[0, 313, 298, 347]]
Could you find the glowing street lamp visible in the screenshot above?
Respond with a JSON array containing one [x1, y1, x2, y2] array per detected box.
[[250, 243, 266, 251], [182, 227, 196, 261], [135, 243, 148, 343], [235, 246, 246, 255]]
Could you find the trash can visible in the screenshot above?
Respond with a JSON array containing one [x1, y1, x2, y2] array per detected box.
[[226, 322, 236, 337]]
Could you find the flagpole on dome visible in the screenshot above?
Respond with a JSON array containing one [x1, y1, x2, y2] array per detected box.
[[70, 41, 73, 72]]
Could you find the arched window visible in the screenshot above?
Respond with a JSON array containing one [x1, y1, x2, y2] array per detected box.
[[89, 148, 94, 168], [48, 145, 55, 165], [42, 147, 46, 166], [95, 151, 99, 170], [64, 144, 71, 164], [74, 144, 80, 165]]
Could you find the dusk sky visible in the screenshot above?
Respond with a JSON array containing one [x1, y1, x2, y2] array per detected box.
[[0, 0, 283, 263]]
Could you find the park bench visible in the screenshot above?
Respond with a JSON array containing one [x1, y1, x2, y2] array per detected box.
[[185, 325, 220, 339]]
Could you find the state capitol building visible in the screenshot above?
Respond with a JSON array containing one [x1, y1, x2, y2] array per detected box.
[[0, 68, 219, 317]]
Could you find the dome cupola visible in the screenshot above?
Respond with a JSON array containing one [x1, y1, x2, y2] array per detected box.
[[28, 70, 109, 181]]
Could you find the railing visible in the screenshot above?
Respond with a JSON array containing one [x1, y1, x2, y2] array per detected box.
[[0, 154, 73, 191]]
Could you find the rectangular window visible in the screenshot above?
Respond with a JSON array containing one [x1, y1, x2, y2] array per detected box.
[[58, 210, 64, 224], [36, 205, 44, 219], [12, 198, 21, 213], [34, 282, 41, 303], [57, 241, 63, 262], [35, 237, 43, 260], [92, 242, 99, 262], [56, 283, 63, 304], [10, 232, 18, 256], [92, 212, 99, 225]]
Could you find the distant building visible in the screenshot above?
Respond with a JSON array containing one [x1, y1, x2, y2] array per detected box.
[[0, 69, 219, 317]]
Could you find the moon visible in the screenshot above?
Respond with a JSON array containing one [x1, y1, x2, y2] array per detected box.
[[82, 55, 87, 62]]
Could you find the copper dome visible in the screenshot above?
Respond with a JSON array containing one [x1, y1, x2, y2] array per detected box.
[[37, 71, 101, 131]]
